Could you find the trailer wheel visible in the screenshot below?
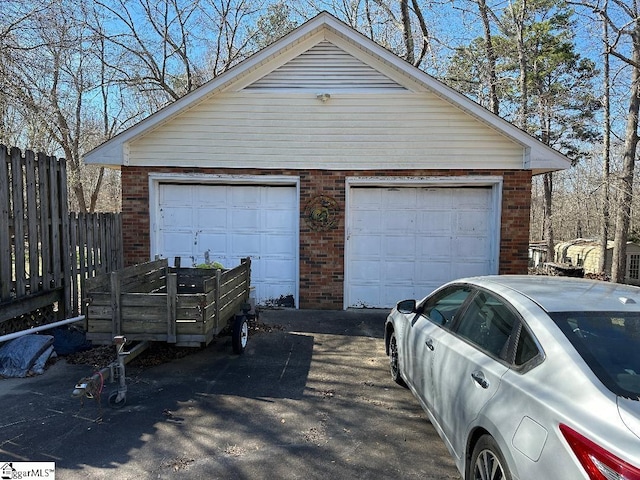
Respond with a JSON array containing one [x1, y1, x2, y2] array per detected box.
[[232, 315, 249, 354], [108, 391, 126, 409]]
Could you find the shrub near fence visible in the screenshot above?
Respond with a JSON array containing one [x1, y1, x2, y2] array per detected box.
[[0, 145, 123, 334]]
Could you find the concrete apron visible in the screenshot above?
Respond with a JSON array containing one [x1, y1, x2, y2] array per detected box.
[[0, 309, 459, 479]]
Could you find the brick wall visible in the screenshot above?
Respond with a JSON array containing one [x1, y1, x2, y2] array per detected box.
[[121, 167, 531, 309]]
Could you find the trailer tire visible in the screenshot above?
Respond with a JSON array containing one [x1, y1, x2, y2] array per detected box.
[[232, 315, 249, 354], [108, 391, 126, 409]]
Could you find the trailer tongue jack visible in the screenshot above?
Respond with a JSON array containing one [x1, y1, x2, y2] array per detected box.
[[72, 336, 149, 411]]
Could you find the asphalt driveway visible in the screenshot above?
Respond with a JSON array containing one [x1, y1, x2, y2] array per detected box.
[[0, 309, 460, 479]]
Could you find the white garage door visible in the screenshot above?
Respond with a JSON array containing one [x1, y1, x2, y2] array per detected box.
[[346, 186, 498, 308], [156, 183, 298, 306]]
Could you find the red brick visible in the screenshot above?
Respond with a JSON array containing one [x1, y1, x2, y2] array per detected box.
[[121, 167, 532, 309]]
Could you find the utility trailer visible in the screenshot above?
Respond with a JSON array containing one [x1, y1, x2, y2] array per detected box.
[[75, 258, 252, 409], [84, 257, 252, 352]]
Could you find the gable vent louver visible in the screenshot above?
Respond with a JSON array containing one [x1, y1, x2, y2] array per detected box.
[[246, 41, 407, 91]]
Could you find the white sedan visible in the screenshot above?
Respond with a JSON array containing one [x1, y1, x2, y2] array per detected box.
[[384, 275, 640, 480]]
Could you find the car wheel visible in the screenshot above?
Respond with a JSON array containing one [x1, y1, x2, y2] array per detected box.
[[389, 332, 407, 387], [470, 435, 512, 480]]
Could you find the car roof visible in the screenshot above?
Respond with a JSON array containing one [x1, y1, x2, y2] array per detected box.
[[459, 275, 640, 313]]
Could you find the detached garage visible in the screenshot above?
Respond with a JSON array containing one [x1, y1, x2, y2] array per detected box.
[[84, 12, 570, 310]]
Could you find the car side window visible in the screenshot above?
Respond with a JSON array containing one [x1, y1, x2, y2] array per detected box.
[[514, 327, 539, 366], [455, 291, 518, 360], [421, 286, 472, 328]]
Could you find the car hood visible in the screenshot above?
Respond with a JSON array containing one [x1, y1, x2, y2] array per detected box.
[[618, 396, 640, 440]]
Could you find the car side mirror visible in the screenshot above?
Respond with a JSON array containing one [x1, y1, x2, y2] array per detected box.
[[397, 299, 417, 314]]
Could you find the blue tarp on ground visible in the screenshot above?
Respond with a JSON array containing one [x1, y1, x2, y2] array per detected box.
[[50, 326, 92, 355], [0, 326, 91, 378], [0, 334, 55, 378]]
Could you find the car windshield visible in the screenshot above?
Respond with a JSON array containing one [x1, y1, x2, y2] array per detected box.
[[551, 312, 640, 399]]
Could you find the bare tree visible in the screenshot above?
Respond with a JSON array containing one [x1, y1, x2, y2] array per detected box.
[[476, 0, 500, 114], [598, 1, 612, 275], [89, 0, 260, 111], [91, 0, 202, 103], [2, 2, 108, 211], [398, 0, 431, 66], [581, 0, 640, 282], [0, 0, 264, 212], [0, 1, 53, 147]]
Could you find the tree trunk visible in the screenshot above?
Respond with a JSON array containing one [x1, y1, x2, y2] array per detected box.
[[400, 0, 415, 64], [477, 0, 499, 114], [543, 173, 554, 262], [514, 0, 528, 128], [599, 15, 611, 275]]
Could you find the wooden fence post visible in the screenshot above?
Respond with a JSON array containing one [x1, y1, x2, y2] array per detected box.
[[59, 157, 71, 318], [48, 154, 61, 292], [0, 145, 11, 302], [24, 150, 39, 294], [10, 148, 26, 298], [37, 152, 52, 291]]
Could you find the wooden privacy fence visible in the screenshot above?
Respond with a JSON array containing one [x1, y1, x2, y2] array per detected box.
[[67, 212, 123, 316], [0, 145, 123, 332]]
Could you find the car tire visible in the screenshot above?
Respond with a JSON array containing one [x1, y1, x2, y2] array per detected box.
[[389, 331, 407, 387], [469, 434, 512, 480], [232, 314, 249, 354]]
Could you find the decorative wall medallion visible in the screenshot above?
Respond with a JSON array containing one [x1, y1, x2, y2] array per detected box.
[[304, 195, 339, 231]]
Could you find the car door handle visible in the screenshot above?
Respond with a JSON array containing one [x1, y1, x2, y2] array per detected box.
[[425, 338, 434, 351], [471, 370, 490, 389]]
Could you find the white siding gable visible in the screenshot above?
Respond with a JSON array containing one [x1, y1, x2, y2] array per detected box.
[[127, 38, 523, 170], [84, 12, 570, 174], [128, 89, 523, 170]]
